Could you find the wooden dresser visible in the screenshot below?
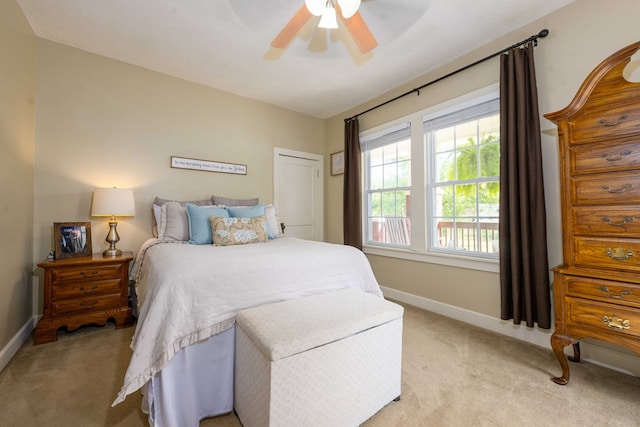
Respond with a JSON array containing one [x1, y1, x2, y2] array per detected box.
[[35, 252, 133, 344], [544, 42, 640, 384]]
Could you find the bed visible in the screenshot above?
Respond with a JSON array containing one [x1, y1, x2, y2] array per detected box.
[[111, 199, 384, 426]]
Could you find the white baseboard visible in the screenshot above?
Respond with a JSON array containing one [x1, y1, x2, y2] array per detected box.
[[381, 286, 640, 377], [0, 316, 37, 373]]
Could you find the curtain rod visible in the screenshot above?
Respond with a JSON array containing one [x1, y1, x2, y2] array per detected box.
[[344, 29, 549, 122]]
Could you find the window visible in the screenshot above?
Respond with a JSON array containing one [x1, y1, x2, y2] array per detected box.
[[362, 123, 411, 247], [425, 98, 500, 258], [360, 86, 500, 270]]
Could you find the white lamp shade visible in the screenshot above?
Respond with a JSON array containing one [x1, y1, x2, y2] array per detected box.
[[91, 188, 136, 217], [305, 0, 325, 16], [337, 0, 360, 18], [318, 5, 338, 29]]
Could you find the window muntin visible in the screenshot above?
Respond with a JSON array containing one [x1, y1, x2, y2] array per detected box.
[[426, 98, 500, 257], [363, 125, 411, 247]]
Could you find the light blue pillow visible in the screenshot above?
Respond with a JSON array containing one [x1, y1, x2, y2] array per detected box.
[[226, 204, 276, 238], [186, 204, 229, 244]]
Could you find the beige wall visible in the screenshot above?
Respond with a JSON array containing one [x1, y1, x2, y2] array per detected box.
[[33, 40, 325, 264], [325, 0, 640, 367], [0, 0, 36, 351]]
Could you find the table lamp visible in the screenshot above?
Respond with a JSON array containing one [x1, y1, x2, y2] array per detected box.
[[91, 187, 135, 257]]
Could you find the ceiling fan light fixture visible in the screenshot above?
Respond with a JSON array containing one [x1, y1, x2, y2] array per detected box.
[[318, 4, 338, 29], [337, 0, 361, 18], [305, 0, 325, 16]]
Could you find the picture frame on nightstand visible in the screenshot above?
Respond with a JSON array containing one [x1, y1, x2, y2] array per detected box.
[[53, 222, 92, 260]]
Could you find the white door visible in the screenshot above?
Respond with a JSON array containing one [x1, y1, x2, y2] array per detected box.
[[274, 148, 323, 241]]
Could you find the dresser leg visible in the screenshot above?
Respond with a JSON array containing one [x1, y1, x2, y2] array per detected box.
[[568, 342, 581, 363], [550, 333, 578, 385]]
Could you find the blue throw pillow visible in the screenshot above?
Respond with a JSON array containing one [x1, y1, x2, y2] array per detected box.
[[186, 204, 229, 244], [226, 204, 276, 238]]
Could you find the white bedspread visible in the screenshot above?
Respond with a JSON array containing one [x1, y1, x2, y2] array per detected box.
[[113, 237, 382, 405]]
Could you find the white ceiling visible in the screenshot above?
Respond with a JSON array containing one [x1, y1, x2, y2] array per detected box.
[[17, 0, 574, 119]]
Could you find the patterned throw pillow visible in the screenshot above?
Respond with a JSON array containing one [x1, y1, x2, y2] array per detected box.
[[210, 216, 268, 246]]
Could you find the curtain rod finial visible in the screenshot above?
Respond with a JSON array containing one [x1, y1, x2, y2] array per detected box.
[[538, 29, 549, 38]]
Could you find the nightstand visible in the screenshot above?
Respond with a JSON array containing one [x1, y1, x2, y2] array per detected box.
[[35, 252, 134, 344]]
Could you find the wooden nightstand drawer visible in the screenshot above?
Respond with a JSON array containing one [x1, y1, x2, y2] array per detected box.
[[51, 278, 122, 300], [52, 264, 123, 283], [565, 276, 640, 307], [567, 297, 640, 338], [51, 294, 122, 316]]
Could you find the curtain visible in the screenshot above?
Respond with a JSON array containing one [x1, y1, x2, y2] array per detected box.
[[343, 118, 362, 250], [499, 43, 551, 329]]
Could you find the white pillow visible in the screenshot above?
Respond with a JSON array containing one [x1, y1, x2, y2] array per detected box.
[[265, 204, 283, 238]]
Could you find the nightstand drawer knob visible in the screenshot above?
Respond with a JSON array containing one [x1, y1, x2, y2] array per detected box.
[[602, 315, 630, 330], [80, 270, 99, 276], [80, 301, 98, 309]]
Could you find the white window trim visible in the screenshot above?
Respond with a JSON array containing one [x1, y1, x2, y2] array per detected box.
[[360, 84, 500, 273]]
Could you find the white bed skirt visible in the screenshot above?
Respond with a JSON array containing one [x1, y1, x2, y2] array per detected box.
[[141, 327, 235, 427]]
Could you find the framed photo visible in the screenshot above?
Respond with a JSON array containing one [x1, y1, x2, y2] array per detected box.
[[54, 222, 92, 260], [331, 151, 345, 176]]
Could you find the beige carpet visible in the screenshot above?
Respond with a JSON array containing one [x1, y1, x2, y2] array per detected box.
[[1, 303, 639, 427]]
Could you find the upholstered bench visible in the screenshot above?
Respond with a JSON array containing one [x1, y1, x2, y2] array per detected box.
[[234, 289, 404, 427]]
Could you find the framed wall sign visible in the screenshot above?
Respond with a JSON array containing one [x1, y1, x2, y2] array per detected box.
[[54, 222, 92, 259], [171, 156, 247, 175], [331, 151, 345, 176]]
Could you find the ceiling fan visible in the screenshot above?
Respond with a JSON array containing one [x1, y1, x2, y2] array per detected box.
[[271, 0, 378, 54]]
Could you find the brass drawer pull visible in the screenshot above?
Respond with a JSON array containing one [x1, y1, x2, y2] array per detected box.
[[598, 285, 632, 299], [78, 285, 98, 293], [79, 301, 98, 308], [601, 183, 632, 193], [80, 270, 99, 276], [601, 150, 632, 161], [598, 114, 628, 127], [602, 315, 630, 330], [601, 216, 634, 227], [605, 247, 634, 261]]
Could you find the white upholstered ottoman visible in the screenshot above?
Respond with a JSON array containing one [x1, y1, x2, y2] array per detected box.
[[234, 289, 403, 427]]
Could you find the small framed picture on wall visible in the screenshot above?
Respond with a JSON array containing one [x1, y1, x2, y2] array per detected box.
[[331, 151, 345, 176]]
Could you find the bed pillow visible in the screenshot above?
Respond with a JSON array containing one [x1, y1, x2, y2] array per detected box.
[[211, 195, 259, 207], [152, 196, 212, 237], [158, 202, 191, 241], [265, 204, 283, 238], [226, 204, 278, 239], [186, 204, 229, 245], [210, 216, 268, 246]]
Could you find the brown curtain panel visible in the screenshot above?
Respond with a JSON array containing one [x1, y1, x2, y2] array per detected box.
[[343, 118, 362, 250], [499, 43, 551, 329]]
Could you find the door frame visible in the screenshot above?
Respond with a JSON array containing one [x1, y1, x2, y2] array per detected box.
[[273, 147, 324, 241]]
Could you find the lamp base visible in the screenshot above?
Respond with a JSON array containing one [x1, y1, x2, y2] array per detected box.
[[103, 248, 123, 257]]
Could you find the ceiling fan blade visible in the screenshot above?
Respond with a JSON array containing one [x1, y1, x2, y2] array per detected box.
[[271, 6, 312, 48], [340, 10, 378, 53]]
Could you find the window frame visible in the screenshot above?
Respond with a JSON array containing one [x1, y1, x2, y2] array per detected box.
[[360, 84, 500, 273]]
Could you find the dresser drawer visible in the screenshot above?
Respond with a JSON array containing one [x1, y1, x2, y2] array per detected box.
[[572, 173, 640, 205], [571, 140, 640, 174], [565, 275, 640, 307], [51, 279, 122, 301], [570, 104, 640, 144], [52, 264, 123, 283], [567, 297, 640, 339], [573, 206, 640, 237], [574, 237, 640, 272], [51, 294, 122, 316]]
